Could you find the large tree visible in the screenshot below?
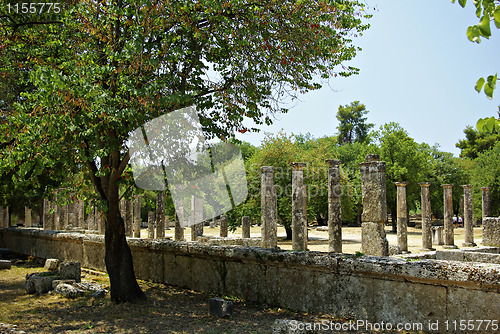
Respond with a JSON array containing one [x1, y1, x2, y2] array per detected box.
[[0, 0, 369, 302], [335, 101, 374, 145]]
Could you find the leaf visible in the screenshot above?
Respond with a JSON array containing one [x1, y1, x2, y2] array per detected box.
[[484, 74, 497, 99], [467, 25, 481, 43], [476, 117, 487, 132], [485, 117, 496, 132], [475, 77, 485, 92], [478, 13, 491, 37], [459, 0, 467, 7], [494, 7, 500, 29]]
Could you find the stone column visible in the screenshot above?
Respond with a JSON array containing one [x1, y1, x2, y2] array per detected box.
[[395, 182, 409, 253], [119, 198, 126, 227], [133, 195, 141, 238], [220, 214, 228, 238], [326, 159, 342, 253], [77, 200, 85, 228], [25, 207, 32, 227], [174, 200, 185, 241], [241, 216, 250, 238], [261, 166, 277, 248], [442, 184, 457, 249], [291, 162, 307, 251], [124, 200, 133, 237], [58, 202, 68, 230], [480, 187, 491, 221], [190, 196, 203, 241], [462, 185, 476, 247], [97, 208, 106, 234], [67, 200, 76, 229], [156, 192, 165, 239], [419, 182, 434, 251], [43, 199, 51, 230], [87, 204, 96, 231], [148, 212, 155, 239], [0, 207, 4, 228], [53, 201, 60, 231], [359, 154, 388, 256]]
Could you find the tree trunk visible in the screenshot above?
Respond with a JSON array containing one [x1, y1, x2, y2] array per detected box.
[[104, 185, 146, 303]]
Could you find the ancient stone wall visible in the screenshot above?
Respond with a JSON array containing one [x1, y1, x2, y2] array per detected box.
[[1, 227, 499, 327]]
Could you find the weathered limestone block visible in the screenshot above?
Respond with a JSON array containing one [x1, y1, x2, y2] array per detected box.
[[326, 159, 342, 253], [483, 217, 500, 247], [44, 258, 60, 271], [419, 182, 434, 251], [291, 162, 307, 251], [208, 297, 233, 318], [59, 261, 81, 283], [462, 185, 476, 247], [25, 273, 56, 295], [361, 222, 389, 257], [261, 166, 277, 248], [241, 216, 250, 238]]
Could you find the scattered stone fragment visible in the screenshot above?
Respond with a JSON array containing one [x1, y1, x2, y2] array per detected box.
[[74, 282, 105, 292], [90, 289, 106, 299], [55, 283, 85, 298], [273, 319, 318, 334], [0, 322, 27, 334], [0, 259, 11, 270], [389, 245, 402, 256], [44, 258, 60, 271], [208, 297, 233, 318], [52, 279, 76, 290]]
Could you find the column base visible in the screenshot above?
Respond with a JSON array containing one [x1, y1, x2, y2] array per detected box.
[[462, 242, 477, 247], [402, 250, 411, 254], [442, 245, 458, 249], [419, 248, 435, 252]]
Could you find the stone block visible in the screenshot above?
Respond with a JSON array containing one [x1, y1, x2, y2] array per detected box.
[[44, 258, 60, 271], [25, 273, 56, 295], [55, 283, 85, 298], [0, 259, 11, 269], [389, 245, 402, 256], [208, 297, 233, 318], [59, 261, 81, 282], [483, 217, 500, 247]]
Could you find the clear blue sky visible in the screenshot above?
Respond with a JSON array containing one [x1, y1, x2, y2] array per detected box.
[[236, 0, 500, 156]]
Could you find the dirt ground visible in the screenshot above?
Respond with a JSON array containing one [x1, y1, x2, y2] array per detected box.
[[161, 224, 484, 254], [0, 224, 483, 333]]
